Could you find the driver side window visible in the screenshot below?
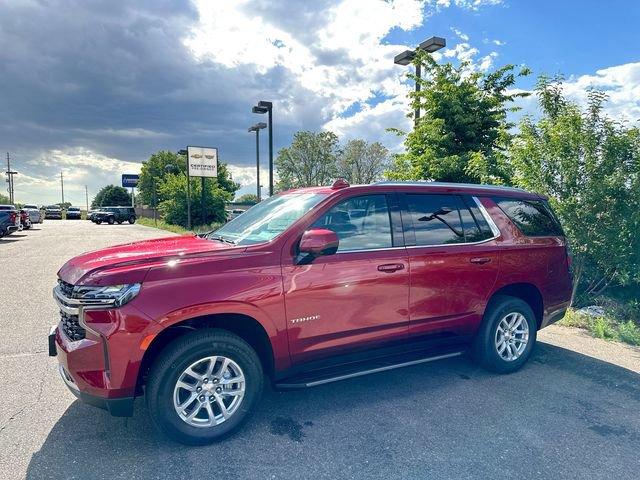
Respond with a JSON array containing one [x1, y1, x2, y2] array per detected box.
[[312, 195, 392, 252]]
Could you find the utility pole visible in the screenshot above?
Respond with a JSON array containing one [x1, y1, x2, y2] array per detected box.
[[60, 171, 65, 205], [5, 152, 17, 204], [85, 185, 89, 212]]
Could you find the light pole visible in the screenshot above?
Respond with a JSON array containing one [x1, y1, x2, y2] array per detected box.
[[248, 122, 267, 202], [394, 36, 446, 125], [252, 101, 273, 196]]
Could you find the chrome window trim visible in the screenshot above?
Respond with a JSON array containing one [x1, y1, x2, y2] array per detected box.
[[334, 245, 406, 255], [473, 196, 501, 237]]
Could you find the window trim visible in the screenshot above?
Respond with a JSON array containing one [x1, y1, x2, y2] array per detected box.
[[400, 194, 501, 249]]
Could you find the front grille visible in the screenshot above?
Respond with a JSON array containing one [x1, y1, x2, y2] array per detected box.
[[58, 279, 75, 298], [60, 311, 85, 341]]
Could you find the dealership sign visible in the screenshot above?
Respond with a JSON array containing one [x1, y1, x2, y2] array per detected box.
[[187, 146, 218, 178], [122, 174, 139, 188]]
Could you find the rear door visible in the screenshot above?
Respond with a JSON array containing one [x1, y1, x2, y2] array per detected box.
[[282, 193, 410, 364], [400, 193, 501, 338]]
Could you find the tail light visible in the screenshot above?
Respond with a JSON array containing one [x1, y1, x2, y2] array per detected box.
[[9, 212, 16, 222]]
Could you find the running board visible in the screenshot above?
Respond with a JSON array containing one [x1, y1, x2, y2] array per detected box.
[[275, 349, 465, 390]]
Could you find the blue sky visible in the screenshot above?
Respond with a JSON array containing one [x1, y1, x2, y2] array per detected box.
[[1, 0, 638, 205]]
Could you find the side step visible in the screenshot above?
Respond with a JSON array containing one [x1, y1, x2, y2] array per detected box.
[[275, 348, 465, 390]]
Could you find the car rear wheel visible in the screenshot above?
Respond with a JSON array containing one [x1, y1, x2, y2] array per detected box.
[[472, 295, 537, 374], [146, 329, 263, 445], [128, 216, 136, 224]]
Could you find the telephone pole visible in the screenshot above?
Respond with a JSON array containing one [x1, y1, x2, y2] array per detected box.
[[5, 152, 17, 204], [85, 185, 89, 212], [60, 171, 65, 205]]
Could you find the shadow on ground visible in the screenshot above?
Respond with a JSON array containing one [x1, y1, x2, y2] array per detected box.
[[27, 343, 640, 480]]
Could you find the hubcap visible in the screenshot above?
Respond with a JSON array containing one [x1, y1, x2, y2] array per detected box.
[[495, 312, 529, 362], [173, 356, 245, 428]]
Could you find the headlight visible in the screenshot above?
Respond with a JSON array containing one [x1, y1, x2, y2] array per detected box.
[[74, 283, 141, 307]]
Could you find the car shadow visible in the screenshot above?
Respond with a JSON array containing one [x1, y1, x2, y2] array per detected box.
[[26, 343, 640, 480]]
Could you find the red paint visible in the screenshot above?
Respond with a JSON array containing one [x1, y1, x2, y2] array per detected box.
[[54, 183, 572, 409]]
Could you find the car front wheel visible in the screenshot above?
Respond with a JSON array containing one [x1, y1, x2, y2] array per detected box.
[[128, 216, 136, 224], [146, 329, 264, 445], [472, 295, 537, 374], [108, 217, 115, 225]]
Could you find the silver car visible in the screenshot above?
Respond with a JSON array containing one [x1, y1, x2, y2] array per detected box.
[[23, 204, 43, 224]]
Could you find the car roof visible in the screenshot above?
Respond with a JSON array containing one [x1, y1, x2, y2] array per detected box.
[[283, 181, 544, 200], [0, 205, 16, 209]]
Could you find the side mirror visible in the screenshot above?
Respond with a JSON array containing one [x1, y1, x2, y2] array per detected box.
[[299, 228, 339, 257]]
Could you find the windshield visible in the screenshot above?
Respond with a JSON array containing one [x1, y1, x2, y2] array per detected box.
[[210, 192, 328, 245]]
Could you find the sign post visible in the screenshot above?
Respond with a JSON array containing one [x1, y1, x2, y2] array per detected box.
[[122, 174, 140, 209], [187, 146, 218, 228]]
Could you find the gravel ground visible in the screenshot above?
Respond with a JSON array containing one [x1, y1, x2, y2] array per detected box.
[[1, 220, 639, 480]]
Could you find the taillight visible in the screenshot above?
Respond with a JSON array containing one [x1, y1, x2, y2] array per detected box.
[[9, 212, 16, 221]]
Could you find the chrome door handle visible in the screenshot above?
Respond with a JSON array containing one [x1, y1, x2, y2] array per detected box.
[[470, 257, 491, 265], [377, 263, 405, 273]]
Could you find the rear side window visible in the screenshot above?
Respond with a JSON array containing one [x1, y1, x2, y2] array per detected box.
[[313, 195, 392, 252], [493, 197, 564, 237], [405, 194, 493, 246]]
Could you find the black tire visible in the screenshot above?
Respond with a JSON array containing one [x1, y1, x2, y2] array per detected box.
[[108, 217, 115, 225], [128, 216, 136, 224], [472, 295, 537, 374], [117, 220, 122, 224], [96, 220, 102, 224], [146, 329, 264, 445]]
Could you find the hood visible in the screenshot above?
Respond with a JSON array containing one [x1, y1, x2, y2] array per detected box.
[[58, 235, 238, 285]]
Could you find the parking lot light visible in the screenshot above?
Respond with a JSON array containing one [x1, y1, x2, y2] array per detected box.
[[252, 101, 274, 196]]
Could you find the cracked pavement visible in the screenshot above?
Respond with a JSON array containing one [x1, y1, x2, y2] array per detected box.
[[1, 220, 639, 479]]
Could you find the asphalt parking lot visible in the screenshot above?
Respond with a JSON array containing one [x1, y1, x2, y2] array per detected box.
[[1, 220, 639, 479]]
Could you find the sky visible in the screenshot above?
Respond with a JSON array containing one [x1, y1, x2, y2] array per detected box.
[[1, 0, 639, 205]]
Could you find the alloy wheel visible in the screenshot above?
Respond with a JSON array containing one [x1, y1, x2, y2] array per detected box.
[[494, 312, 529, 361]]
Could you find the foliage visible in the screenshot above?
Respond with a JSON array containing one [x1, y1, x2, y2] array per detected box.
[[138, 151, 186, 206], [336, 139, 389, 184], [136, 216, 223, 235], [157, 173, 233, 228], [387, 52, 530, 183], [236, 193, 260, 204], [275, 131, 340, 190], [510, 76, 640, 300], [91, 185, 132, 208], [559, 306, 640, 346], [0, 193, 10, 204]]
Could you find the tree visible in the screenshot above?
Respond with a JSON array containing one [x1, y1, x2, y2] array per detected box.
[[387, 52, 530, 184], [0, 193, 10, 204], [138, 151, 186, 206], [91, 185, 132, 208], [236, 193, 259, 204], [337, 140, 389, 184], [158, 173, 232, 228], [275, 131, 340, 190], [511, 76, 640, 301]]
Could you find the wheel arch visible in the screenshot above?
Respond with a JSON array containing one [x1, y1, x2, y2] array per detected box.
[[486, 282, 544, 328], [136, 313, 275, 394]]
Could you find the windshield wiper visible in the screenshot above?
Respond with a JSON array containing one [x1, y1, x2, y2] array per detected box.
[[207, 234, 236, 245]]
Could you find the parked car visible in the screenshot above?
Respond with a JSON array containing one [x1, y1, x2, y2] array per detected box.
[[91, 206, 136, 224], [87, 209, 97, 221], [45, 205, 63, 219], [66, 206, 82, 220], [49, 180, 572, 444], [0, 205, 20, 237], [19, 209, 32, 230], [23, 204, 43, 224], [225, 208, 246, 221]]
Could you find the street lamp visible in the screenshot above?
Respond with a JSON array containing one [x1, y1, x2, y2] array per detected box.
[[252, 100, 273, 196], [248, 122, 267, 202], [394, 36, 446, 124]]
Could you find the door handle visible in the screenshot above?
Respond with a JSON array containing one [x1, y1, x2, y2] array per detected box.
[[470, 257, 492, 265], [377, 263, 405, 273]]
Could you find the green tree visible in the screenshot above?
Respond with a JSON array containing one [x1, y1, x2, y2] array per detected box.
[[511, 76, 640, 301], [0, 193, 10, 204], [337, 139, 389, 184], [236, 193, 259, 204], [275, 131, 340, 190], [158, 173, 232, 228], [388, 52, 530, 184], [91, 185, 132, 208]]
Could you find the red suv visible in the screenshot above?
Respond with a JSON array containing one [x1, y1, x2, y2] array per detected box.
[[49, 181, 572, 444]]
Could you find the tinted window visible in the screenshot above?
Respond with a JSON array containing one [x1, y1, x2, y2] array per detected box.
[[313, 195, 392, 252], [406, 194, 466, 245], [461, 196, 494, 241], [493, 197, 564, 237]]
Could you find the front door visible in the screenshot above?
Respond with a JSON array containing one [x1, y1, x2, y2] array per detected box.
[[400, 193, 501, 338], [283, 193, 410, 364]]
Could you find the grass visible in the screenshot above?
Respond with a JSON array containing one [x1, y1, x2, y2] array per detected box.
[[136, 217, 223, 235], [559, 304, 640, 346]]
